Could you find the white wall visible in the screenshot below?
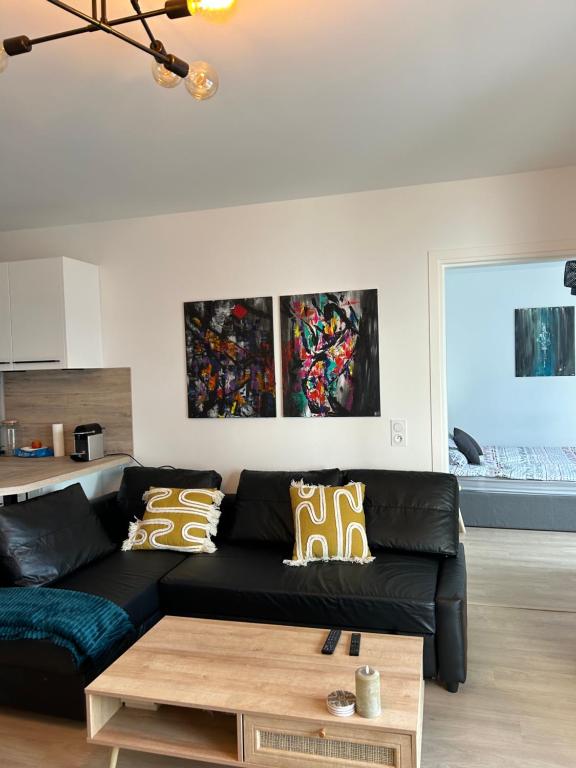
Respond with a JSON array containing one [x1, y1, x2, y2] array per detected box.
[[446, 260, 576, 446], [1, 166, 576, 491]]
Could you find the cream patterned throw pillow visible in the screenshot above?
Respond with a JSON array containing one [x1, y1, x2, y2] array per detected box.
[[122, 487, 224, 554], [284, 481, 374, 567]]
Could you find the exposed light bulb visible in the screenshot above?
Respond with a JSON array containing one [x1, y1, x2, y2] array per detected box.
[[0, 45, 9, 75], [187, 0, 236, 13], [185, 61, 219, 100], [151, 59, 182, 89]]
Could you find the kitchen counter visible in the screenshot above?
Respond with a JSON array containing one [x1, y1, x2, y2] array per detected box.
[[0, 455, 131, 498]]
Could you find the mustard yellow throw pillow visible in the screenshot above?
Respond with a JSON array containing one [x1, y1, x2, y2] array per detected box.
[[122, 487, 224, 554], [284, 481, 374, 567]]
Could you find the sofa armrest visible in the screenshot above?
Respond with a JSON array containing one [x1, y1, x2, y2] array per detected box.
[[435, 543, 467, 689], [90, 492, 124, 545]]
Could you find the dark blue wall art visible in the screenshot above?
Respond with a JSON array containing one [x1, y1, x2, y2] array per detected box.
[[184, 297, 276, 418], [515, 306, 575, 377]]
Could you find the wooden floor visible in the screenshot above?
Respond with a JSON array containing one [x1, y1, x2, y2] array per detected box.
[[2, 527, 576, 768]]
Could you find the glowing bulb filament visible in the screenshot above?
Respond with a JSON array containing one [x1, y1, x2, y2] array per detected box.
[[187, 0, 236, 13]]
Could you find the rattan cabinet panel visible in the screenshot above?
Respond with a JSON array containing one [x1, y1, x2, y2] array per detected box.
[[244, 715, 414, 768]]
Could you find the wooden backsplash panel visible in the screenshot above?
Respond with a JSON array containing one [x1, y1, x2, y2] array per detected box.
[[2, 368, 133, 455]]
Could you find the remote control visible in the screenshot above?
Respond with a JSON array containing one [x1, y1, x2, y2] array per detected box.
[[321, 629, 342, 655], [349, 633, 361, 656]]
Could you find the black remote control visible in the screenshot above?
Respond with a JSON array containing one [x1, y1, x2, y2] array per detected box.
[[321, 629, 342, 655], [349, 633, 361, 656]]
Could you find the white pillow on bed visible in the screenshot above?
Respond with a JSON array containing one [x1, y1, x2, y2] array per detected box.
[[449, 448, 468, 467]]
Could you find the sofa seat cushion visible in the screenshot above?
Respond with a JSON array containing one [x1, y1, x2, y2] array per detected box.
[[52, 550, 187, 628], [159, 544, 439, 635]]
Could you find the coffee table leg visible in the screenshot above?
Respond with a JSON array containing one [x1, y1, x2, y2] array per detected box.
[[109, 747, 120, 768]]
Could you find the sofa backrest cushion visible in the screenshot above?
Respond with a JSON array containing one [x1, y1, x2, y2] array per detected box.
[[345, 469, 460, 556], [0, 483, 115, 587], [116, 467, 223, 535], [227, 469, 344, 545]]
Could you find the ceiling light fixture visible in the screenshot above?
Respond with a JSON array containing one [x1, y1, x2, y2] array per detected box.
[[0, 0, 235, 100]]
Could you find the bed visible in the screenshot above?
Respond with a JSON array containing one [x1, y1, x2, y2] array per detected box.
[[449, 444, 576, 531], [449, 445, 576, 481]]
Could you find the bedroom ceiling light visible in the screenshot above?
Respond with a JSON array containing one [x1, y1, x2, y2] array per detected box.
[[0, 0, 235, 100]]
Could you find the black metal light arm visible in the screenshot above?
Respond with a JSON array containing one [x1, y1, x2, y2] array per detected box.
[[130, 0, 156, 46], [10, 7, 166, 53], [28, 6, 169, 48], [44, 0, 164, 58], [3, 0, 192, 78]]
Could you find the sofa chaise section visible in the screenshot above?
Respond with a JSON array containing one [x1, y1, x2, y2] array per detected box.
[[0, 550, 188, 719]]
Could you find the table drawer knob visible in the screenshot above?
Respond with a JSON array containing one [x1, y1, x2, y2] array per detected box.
[[319, 728, 327, 739]]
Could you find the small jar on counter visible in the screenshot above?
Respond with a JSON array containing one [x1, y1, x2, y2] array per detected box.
[[1, 419, 20, 456]]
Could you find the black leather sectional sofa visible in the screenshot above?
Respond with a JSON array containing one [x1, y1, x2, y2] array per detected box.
[[0, 465, 467, 720]]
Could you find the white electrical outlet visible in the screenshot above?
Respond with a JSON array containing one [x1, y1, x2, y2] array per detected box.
[[390, 419, 407, 447]]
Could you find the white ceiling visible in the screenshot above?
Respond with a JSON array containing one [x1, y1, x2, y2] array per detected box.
[[1, 0, 576, 231]]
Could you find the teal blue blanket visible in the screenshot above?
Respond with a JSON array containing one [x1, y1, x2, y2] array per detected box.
[[0, 588, 135, 667]]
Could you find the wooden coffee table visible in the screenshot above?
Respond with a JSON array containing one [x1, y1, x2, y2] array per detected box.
[[86, 617, 423, 768]]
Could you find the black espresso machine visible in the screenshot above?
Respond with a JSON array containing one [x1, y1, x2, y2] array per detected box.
[[71, 423, 105, 462]]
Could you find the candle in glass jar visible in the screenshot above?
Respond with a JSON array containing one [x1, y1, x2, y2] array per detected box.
[[355, 665, 381, 718]]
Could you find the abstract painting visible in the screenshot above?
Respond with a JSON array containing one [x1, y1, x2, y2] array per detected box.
[[184, 297, 276, 418], [280, 289, 380, 417], [515, 306, 575, 377]]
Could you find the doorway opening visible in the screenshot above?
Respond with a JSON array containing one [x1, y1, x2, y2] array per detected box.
[[429, 242, 576, 531]]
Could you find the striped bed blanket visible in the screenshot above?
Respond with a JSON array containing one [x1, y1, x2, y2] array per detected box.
[[449, 445, 576, 482], [0, 587, 135, 667]]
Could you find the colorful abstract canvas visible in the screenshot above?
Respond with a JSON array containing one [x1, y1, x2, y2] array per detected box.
[[515, 306, 575, 377], [280, 289, 380, 417], [184, 297, 276, 418]]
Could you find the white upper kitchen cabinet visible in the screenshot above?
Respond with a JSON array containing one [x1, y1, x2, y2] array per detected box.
[[7, 257, 103, 370], [0, 263, 12, 371]]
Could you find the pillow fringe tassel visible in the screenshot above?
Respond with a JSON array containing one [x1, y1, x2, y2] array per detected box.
[[205, 505, 221, 537], [121, 519, 141, 551], [283, 555, 375, 567]]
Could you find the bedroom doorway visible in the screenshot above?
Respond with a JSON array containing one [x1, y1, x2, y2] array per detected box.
[[428, 241, 576, 531]]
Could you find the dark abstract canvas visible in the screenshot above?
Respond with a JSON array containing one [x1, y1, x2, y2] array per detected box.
[[280, 289, 380, 417], [515, 306, 575, 377], [184, 297, 276, 418]]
